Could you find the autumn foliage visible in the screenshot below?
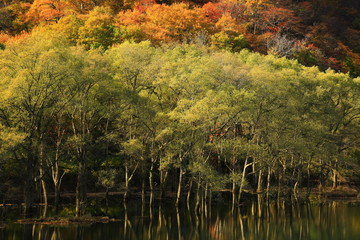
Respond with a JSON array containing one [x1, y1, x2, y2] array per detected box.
[[117, 2, 210, 43], [25, 0, 72, 24], [0, 0, 360, 221], [0, 0, 359, 76]]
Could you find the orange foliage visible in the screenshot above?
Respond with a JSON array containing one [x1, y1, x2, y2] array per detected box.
[[215, 12, 245, 34], [3, 2, 32, 33], [25, 0, 72, 24], [0, 32, 11, 44], [117, 3, 211, 43], [145, 3, 210, 42], [202, 2, 223, 22], [10, 31, 30, 41], [202, 1, 246, 22], [117, 8, 145, 26], [133, 0, 155, 12], [67, 0, 98, 14]]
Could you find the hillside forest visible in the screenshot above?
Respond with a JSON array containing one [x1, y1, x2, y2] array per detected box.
[[0, 0, 359, 218]]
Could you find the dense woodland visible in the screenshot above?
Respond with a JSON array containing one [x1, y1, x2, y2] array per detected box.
[[1, 0, 360, 77], [0, 0, 360, 218]]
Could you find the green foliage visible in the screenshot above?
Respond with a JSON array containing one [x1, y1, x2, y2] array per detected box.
[[211, 32, 247, 52], [344, 57, 360, 78], [115, 25, 147, 43], [94, 169, 118, 189], [0, 37, 359, 213], [293, 47, 319, 67], [0, 124, 26, 154], [122, 139, 144, 157], [55, 14, 84, 44], [78, 6, 117, 49]]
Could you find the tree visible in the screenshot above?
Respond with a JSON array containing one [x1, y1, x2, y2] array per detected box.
[[313, 70, 360, 188], [0, 33, 75, 217], [117, 3, 211, 44], [25, 0, 72, 24], [107, 41, 157, 202], [260, 6, 302, 35], [211, 13, 247, 52], [65, 47, 116, 216], [78, 6, 116, 49]]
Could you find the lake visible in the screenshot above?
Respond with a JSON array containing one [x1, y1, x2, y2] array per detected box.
[[1, 197, 360, 240]]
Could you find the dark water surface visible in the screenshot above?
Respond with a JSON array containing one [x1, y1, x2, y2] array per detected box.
[[1, 198, 360, 240]]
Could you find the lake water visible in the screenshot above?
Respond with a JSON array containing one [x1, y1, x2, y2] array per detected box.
[[1, 197, 360, 240]]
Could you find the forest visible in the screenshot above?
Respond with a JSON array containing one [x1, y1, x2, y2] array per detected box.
[[0, 0, 359, 219]]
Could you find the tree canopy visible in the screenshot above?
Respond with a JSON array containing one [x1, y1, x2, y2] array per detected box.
[[0, 28, 359, 216]]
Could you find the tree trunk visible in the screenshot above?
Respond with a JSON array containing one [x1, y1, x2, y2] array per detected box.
[[149, 159, 154, 207], [24, 152, 37, 218], [208, 188, 212, 211], [124, 165, 129, 202], [52, 129, 65, 212], [141, 178, 145, 217], [141, 177, 145, 209], [54, 181, 60, 212], [204, 182, 209, 215], [232, 178, 237, 211], [75, 159, 86, 217], [175, 167, 183, 207], [266, 166, 271, 201], [40, 175, 47, 218], [332, 158, 339, 189], [123, 161, 139, 203], [306, 161, 311, 199], [257, 169, 263, 192], [293, 181, 299, 201], [319, 158, 324, 191], [39, 142, 47, 218], [195, 175, 201, 212], [160, 170, 168, 199], [238, 154, 251, 204], [176, 207, 182, 240], [187, 176, 193, 208], [332, 169, 338, 189], [277, 173, 282, 204]]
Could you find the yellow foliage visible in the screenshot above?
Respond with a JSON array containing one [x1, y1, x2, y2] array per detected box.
[[215, 13, 244, 34], [0, 124, 26, 154]]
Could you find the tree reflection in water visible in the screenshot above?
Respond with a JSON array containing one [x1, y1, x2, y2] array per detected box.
[[1, 199, 360, 240]]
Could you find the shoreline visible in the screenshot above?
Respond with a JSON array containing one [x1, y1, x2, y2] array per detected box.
[[1, 193, 359, 225], [1, 185, 359, 207]]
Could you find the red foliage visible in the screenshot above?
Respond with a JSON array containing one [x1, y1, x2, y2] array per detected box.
[[299, 1, 313, 11], [134, 0, 156, 12], [202, 1, 246, 22], [260, 6, 302, 34], [202, 2, 222, 22]]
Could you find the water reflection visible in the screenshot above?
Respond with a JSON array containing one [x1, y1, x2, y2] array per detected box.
[[1, 199, 360, 240]]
